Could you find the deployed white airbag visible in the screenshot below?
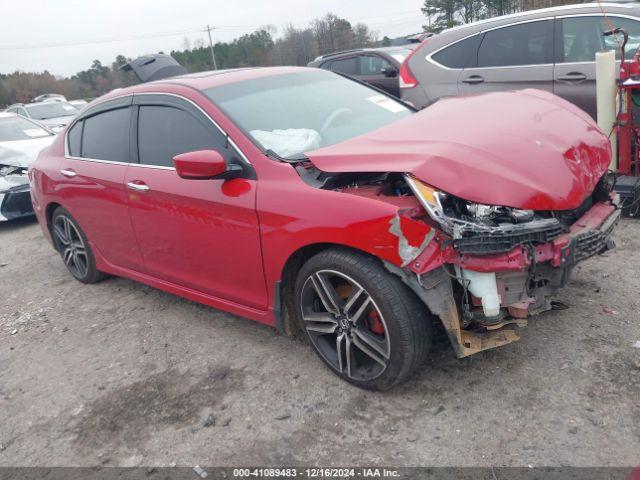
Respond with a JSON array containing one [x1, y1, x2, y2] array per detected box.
[[250, 128, 321, 158]]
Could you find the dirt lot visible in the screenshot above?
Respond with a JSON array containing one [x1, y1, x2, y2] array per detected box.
[[0, 216, 639, 467]]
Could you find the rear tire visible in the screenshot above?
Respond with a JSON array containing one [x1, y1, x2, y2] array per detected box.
[[293, 247, 432, 391], [51, 207, 106, 284]]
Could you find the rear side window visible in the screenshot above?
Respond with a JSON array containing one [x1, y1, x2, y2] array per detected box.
[[330, 57, 359, 75], [478, 20, 551, 67], [81, 107, 130, 163], [561, 16, 640, 62], [137, 105, 225, 167], [432, 34, 481, 68], [67, 121, 82, 156]]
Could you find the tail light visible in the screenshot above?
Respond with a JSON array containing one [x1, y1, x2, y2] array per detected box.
[[399, 39, 428, 89]]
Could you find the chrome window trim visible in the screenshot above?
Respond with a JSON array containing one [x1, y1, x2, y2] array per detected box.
[[63, 155, 177, 170], [64, 91, 252, 168], [427, 16, 554, 71], [556, 12, 640, 20]]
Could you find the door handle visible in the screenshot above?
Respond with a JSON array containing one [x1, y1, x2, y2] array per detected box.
[[462, 75, 485, 85], [60, 169, 76, 178], [557, 72, 587, 82], [126, 182, 150, 192]]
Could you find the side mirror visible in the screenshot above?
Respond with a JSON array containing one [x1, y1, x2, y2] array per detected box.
[[172, 150, 242, 180], [382, 66, 398, 78]]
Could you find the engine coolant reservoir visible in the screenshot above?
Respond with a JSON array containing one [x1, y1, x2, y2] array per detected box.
[[454, 267, 501, 318]]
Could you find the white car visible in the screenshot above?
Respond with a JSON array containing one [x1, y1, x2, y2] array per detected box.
[[68, 99, 89, 110], [5, 101, 79, 132], [0, 113, 55, 221], [33, 93, 67, 103]]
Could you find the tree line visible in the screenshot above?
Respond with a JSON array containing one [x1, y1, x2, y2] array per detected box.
[[422, 0, 587, 32], [1, 1, 586, 107], [0, 13, 376, 107]]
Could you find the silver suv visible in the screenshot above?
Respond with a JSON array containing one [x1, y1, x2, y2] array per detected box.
[[400, 2, 640, 118]]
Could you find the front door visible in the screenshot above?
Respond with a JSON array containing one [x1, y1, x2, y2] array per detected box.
[[459, 19, 554, 96], [124, 95, 267, 309]]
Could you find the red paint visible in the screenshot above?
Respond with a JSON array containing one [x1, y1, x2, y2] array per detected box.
[[307, 89, 611, 210], [28, 68, 615, 329], [173, 149, 227, 179]]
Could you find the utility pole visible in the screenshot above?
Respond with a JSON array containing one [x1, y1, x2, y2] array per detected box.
[[206, 24, 218, 70]]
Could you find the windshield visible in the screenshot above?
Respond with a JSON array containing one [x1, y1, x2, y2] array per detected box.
[[0, 116, 52, 141], [204, 70, 412, 160], [25, 102, 78, 120]]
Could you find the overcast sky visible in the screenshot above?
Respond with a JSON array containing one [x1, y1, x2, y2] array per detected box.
[[0, 0, 425, 77]]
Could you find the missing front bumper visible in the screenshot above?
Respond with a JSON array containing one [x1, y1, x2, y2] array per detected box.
[[388, 202, 620, 358]]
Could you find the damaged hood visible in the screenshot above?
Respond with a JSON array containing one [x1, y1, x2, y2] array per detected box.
[[0, 136, 55, 168], [306, 89, 611, 210]]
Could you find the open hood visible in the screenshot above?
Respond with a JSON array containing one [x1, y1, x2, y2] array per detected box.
[[306, 89, 611, 211], [121, 54, 188, 83]]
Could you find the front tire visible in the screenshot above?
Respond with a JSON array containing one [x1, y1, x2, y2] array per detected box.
[[51, 207, 106, 284], [293, 248, 432, 391]]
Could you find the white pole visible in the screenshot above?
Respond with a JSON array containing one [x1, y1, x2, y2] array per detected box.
[[206, 24, 218, 70], [596, 49, 617, 170]]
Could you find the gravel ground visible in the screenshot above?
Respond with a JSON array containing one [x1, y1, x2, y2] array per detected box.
[[0, 216, 639, 467]]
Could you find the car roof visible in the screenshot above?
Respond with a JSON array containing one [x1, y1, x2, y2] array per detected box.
[[311, 46, 414, 63], [109, 66, 325, 95], [0, 112, 18, 118], [442, 2, 640, 35]]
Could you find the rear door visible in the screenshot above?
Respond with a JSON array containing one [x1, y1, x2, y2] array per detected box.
[[554, 15, 640, 119], [58, 96, 144, 270], [459, 19, 554, 95], [124, 94, 267, 309]]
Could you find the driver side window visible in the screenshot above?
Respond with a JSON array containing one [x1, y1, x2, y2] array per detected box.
[[137, 105, 228, 168]]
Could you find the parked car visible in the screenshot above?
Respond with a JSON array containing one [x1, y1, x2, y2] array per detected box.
[[0, 112, 55, 221], [308, 47, 415, 97], [121, 53, 188, 82], [400, 2, 640, 118], [33, 93, 67, 103], [5, 101, 79, 132], [30, 67, 618, 390], [68, 99, 89, 110]]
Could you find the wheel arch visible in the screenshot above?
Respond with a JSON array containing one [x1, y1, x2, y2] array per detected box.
[[275, 241, 426, 336], [45, 201, 63, 232]]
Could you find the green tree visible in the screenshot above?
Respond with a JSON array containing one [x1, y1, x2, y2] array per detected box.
[[422, 0, 461, 33]]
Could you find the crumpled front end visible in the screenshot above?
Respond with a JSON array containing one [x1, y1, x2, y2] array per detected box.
[[386, 173, 620, 358], [303, 88, 619, 357]]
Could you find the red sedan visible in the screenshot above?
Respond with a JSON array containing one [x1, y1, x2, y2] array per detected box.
[[29, 67, 619, 390]]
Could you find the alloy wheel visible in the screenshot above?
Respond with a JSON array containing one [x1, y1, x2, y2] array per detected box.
[[52, 215, 89, 279], [300, 270, 390, 381]]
